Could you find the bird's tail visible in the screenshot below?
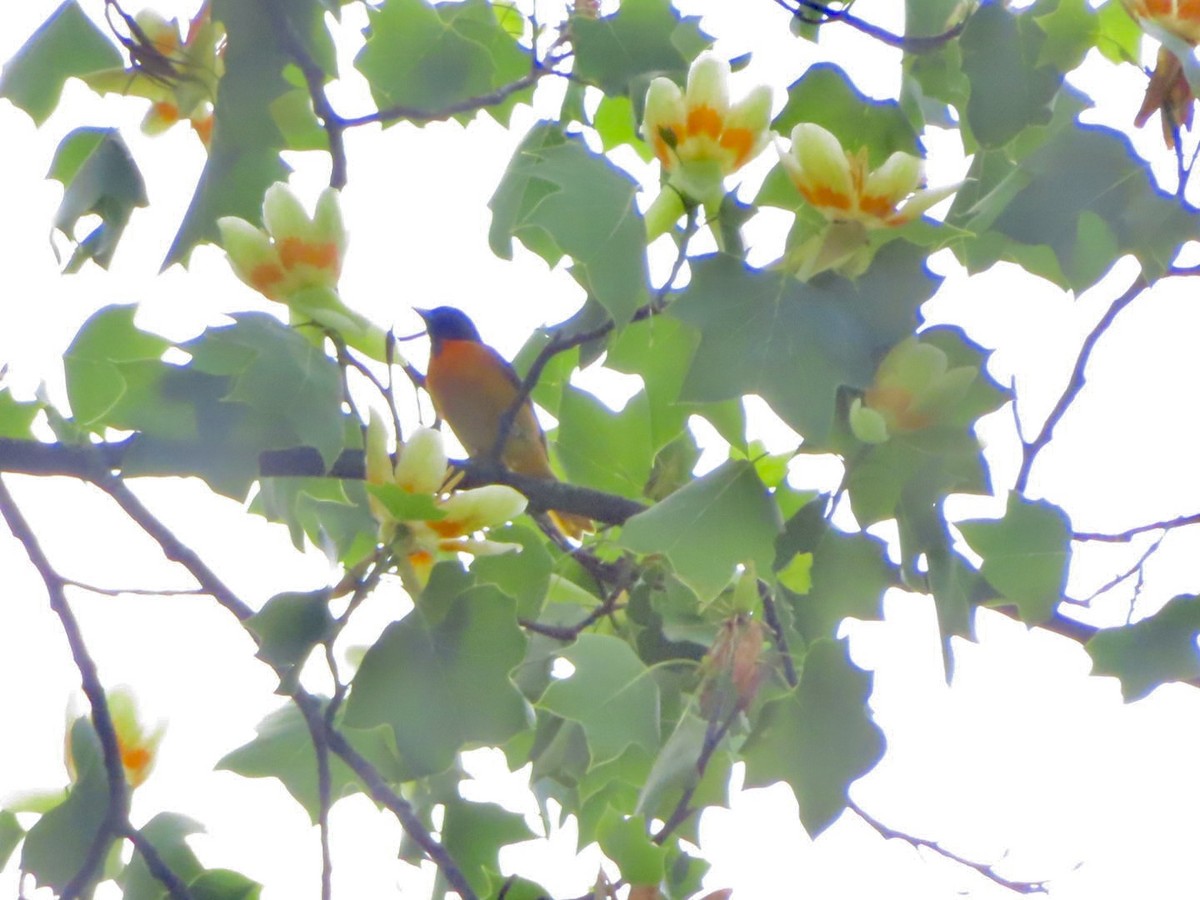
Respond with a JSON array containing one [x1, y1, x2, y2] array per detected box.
[[548, 509, 593, 541]]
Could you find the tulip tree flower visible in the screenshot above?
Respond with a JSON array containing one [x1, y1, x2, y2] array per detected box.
[[641, 52, 773, 239], [780, 123, 956, 228], [61, 687, 164, 789], [849, 338, 978, 444], [84, 8, 222, 147], [1123, 0, 1200, 43], [217, 184, 390, 360], [776, 123, 959, 277], [107, 687, 166, 788], [366, 414, 527, 590]]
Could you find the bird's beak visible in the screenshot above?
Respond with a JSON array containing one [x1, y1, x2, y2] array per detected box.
[[413, 307, 433, 324]]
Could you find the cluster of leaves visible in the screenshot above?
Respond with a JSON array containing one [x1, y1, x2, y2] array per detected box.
[[2, 0, 1200, 897]]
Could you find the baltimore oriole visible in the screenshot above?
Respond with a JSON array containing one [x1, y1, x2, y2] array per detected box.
[[415, 306, 590, 539]]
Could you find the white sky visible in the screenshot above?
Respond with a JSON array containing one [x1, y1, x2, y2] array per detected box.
[[5, 1, 1200, 898]]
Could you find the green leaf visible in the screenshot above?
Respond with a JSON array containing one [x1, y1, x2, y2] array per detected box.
[[959, 2, 1063, 148], [671, 249, 936, 444], [1033, 0, 1097, 71], [0, 1, 121, 124], [0, 810, 24, 870], [63, 305, 168, 429], [343, 585, 529, 775], [1094, 0, 1141, 65], [620, 461, 780, 601], [847, 428, 990, 527], [0, 391, 41, 439], [1087, 595, 1200, 700], [253, 476, 377, 566], [470, 523, 553, 619], [123, 813, 205, 900], [955, 123, 1200, 290], [661, 845, 710, 900], [572, 0, 709, 103], [592, 95, 653, 159], [183, 314, 347, 467], [441, 799, 534, 895], [187, 869, 262, 900], [164, 0, 315, 266], [742, 638, 885, 836], [606, 313, 742, 453], [22, 721, 110, 892], [958, 492, 1071, 624], [635, 710, 716, 823], [247, 590, 334, 672], [791, 531, 890, 641], [218, 701, 404, 822], [596, 810, 666, 886], [355, 0, 532, 125], [554, 388, 656, 498], [363, 484, 446, 522], [47, 128, 148, 271], [539, 633, 661, 766], [489, 123, 649, 324], [772, 63, 921, 167]]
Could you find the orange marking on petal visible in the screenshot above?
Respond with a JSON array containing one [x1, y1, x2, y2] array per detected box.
[[191, 114, 214, 147], [653, 132, 676, 168], [719, 127, 755, 168], [249, 262, 286, 295], [428, 517, 467, 538], [687, 105, 723, 140], [278, 237, 338, 272], [864, 385, 931, 431], [153, 33, 180, 56], [799, 183, 852, 212], [153, 101, 180, 124], [120, 742, 152, 785], [859, 194, 899, 221]]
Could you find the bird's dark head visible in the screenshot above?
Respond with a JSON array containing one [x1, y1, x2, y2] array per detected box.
[[415, 306, 482, 351]]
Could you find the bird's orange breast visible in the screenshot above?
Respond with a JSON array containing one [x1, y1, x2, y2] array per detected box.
[[425, 339, 555, 479]]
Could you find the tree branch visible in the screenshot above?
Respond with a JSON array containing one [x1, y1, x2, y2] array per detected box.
[[774, 0, 969, 52], [1015, 274, 1148, 493], [88, 471, 478, 899], [1075, 513, 1200, 542], [848, 798, 1048, 895], [0, 477, 192, 900], [0, 437, 648, 526]]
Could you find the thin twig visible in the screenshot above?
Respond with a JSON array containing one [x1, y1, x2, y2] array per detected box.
[[489, 210, 698, 464], [652, 711, 736, 845], [0, 478, 192, 900], [62, 579, 207, 598], [123, 828, 195, 900], [518, 593, 626, 642], [269, 0, 348, 187], [758, 581, 798, 688], [1015, 273, 1148, 493], [848, 798, 1048, 895], [299, 707, 334, 900], [342, 63, 565, 129], [1069, 532, 1166, 606], [1075, 513, 1200, 542], [777, 0, 969, 52]]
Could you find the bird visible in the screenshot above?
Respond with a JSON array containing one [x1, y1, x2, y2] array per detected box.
[[415, 306, 590, 539]]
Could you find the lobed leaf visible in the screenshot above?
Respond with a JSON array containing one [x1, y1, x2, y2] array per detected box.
[[0, 1, 120, 124], [742, 638, 885, 836]]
